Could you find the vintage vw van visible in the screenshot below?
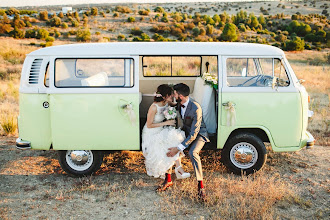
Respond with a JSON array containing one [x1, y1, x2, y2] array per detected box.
[[16, 42, 314, 176]]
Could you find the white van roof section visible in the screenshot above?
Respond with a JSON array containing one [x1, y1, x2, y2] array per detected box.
[[28, 42, 284, 57]]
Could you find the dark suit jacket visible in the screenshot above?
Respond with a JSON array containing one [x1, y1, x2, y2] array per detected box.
[[178, 98, 209, 148]]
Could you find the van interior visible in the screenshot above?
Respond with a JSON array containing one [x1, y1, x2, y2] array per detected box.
[[138, 55, 218, 148]]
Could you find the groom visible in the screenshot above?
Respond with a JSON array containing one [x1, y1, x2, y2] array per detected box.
[[160, 83, 209, 201]]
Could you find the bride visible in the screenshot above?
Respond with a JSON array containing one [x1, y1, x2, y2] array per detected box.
[[142, 84, 190, 179]]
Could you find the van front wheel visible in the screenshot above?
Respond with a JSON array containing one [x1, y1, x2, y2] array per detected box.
[[222, 133, 267, 175], [58, 150, 103, 176]]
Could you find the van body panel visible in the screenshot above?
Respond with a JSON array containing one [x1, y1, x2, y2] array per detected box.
[[18, 93, 51, 150], [50, 93, 139, 150], [219, 92, 302, 148]]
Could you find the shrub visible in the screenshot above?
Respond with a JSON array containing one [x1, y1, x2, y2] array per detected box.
[[58, 12, 64, 18], [95, 31, 101, 35], [76, 28, 91, 42], [172, 13, 183, 22], [141, 33, 150, 41], [39, 11, 48, 21], [192, 27, 200, 36], [206, 24, 214, 35], [6, 7, 19, 16], [127, 17, 135, 22], [117, 34, 125, 40], [115, 6, 132, 13], [238, 23, 246, 32], [285, 36, 305, 51], [25, 29, 37, 38], [133, 37, 142, 41], [40, 43, 46, 47], [139, 9, 149, 16], [61, 22, 68, 29], [154, 6, 165, 13], [131, 27, 143, 35], [55, 30, 61, 38], [213, 14, 220, 24], [0, 115, 17, 136], [200, 27, 206, 36], [45, 36, 55, 42], [113, 12, 119, 17], [0, 24, 12, 34], [71, 20, 79, 27], [91, 7, 98, 16], [221, 23, 238, 42], [187, 22, 195, 30], [48, 16, 61, 27], [275, 33, 287, 42], [161, 16, 169, 23], [9, 27, 24, 39], [36, 28, 49, 40], [152, 33, 168, 41]]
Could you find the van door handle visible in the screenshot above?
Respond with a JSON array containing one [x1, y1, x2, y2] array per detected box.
[[222, 102, 235, 107]]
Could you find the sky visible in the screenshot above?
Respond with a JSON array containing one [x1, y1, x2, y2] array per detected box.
[[0, 0, 277, 8]]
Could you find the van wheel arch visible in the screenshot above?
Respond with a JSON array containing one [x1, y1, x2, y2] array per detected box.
[[221, 131, 267, 175]]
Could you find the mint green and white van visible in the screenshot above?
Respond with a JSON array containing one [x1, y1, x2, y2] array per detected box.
[[16, 42, 314, 176]]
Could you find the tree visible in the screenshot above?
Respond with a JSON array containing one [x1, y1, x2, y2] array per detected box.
[[250, 14, 259, 28], [220, 23, 238, 42], [39, 11, 48, 21], [76, 28, 91, 42], [91, 7, 98, 16], [258, 14, 266, 27], [6, 7, 19, 16]]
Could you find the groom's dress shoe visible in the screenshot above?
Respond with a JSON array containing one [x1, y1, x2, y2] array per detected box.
[[156, 180, 173, 192], [198, 188, 207, 202]]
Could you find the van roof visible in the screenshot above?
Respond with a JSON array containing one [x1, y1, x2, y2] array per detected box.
[[28, 42, 284, 57]]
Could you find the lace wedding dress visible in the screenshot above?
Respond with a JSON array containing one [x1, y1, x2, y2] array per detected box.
[[142, 103, 185, 178]]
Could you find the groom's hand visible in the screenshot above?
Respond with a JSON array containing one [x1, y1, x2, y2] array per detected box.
[[167, 147, 179, 157]]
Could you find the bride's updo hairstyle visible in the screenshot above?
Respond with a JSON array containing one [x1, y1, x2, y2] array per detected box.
[[154, 84, 173, 102]]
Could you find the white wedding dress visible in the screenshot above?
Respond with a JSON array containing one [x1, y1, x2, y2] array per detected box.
[[142, 103, 185, 178]]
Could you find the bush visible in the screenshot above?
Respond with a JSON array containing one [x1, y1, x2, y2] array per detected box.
[[0, 115, 17, 136], [0, 24, 11, 34], [161, 16, 169, 23], [45, 36, 55, 42], [36, 28, 49, 40], [71, 20, 79, 27], [115, 6, 132, 13], [25, 29, 37, 38], [76, 28, 91, 42], [141, 33, 150, 41], [9, 27, 24, 39], [200, 27, 206, 36], [133, 37, 142, 41], [127, 17, 135, 22], [39, 11, 48, 21], [139, 9, 149, 16], [55, 30, 61, 38], [221, 23, 238, 42], [275, 34, 287, 42], [48, 16, 61, 27], [206, 24, 214, 35], [61, 22, 68, 29], [154, 6, 165, 13], [192, 27, 200, 36], [285, 36, 305, 51], [117, 34, 125, 40], [131, 27, 143, 35], [58, 12, 64, 18], [238, 23, 246, 32], [91, 7, 98, 16]]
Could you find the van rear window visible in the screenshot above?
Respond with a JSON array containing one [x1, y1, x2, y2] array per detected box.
[[55, 58, 134, 88]]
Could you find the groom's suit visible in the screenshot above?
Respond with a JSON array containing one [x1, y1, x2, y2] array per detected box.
[[177, 98, 209, 181]]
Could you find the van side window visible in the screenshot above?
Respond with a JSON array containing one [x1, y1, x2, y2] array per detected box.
[[55, 58, 134, 88], [44, 62, 49, 87], [226, 58, 290, 87], [142, 56, 201, 76]]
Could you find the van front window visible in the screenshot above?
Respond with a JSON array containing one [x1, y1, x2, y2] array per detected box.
[[55, 58, 134, 87]]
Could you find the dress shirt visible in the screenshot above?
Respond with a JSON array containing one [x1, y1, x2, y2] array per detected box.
[[180, 97, 189, 119], [177, 97, 190, 151]]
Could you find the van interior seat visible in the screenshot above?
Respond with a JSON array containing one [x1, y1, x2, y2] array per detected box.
[[191, 77, 217, 134], [81, 72, 109, 87]]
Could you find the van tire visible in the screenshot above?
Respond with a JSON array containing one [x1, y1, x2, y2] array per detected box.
[[222, 133, 267, 175], [58, 150, 103, 176]]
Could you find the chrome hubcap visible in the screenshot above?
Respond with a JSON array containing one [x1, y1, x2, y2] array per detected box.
[[230, 142, 258, 169], [66, 150, 93, 171]]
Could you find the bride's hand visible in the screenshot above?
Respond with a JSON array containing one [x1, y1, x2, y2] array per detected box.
[[163, 120, 175, 126]]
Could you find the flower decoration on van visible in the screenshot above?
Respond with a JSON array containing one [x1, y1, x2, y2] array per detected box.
[[163, 106, 177, 120], [119, 100, 136, 126], [201, 72, 218, 89]]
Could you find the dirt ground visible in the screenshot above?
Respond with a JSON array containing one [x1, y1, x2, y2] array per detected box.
[[0, 136, 329, 219]]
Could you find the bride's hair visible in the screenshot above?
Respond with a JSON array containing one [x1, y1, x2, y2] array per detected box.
[[154, 84, 173, 102]]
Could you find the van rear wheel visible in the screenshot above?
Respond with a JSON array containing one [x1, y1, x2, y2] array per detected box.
[[58, 150, 103, 176], [222, 133, 267, 175]]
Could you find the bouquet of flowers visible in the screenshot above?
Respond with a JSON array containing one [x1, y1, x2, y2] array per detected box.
[[202, 72, 218, 89], [163, 106, 177, 120]]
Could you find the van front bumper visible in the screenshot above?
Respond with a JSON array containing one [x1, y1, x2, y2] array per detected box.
[[16, 138, 31, 149]]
